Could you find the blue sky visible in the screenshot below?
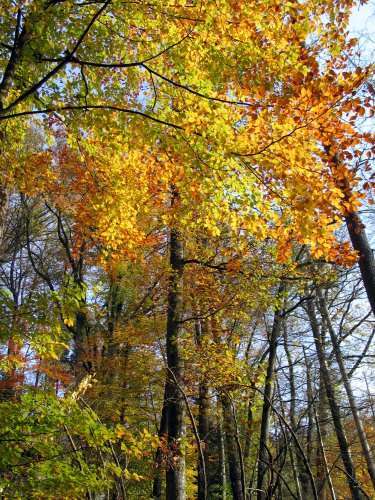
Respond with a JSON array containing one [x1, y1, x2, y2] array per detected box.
[[349, 1, 375, 61]]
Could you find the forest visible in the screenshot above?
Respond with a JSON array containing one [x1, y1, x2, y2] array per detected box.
[[0, 0, 374, 498]]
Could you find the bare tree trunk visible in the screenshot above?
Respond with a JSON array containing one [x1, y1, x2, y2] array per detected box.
[[306, 298, 363, 500], [317, 290, 375, 492], [165, 221, 186, 500]]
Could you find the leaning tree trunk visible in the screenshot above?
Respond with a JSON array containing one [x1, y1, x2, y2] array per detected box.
[[317, 290, 375, 492], [165, 221, 186, 500], [328, 149, 375, 316], [345, 210, 375, 316], [306, 298, 364, 500]]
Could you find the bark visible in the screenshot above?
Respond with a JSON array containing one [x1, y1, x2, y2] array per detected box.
[[317, 290, 375, 492], [256, 300, 283, 500], [306, 299, 364, 500], [165, 222, 186, 500]]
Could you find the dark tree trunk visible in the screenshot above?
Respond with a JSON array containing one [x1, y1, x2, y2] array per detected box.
[[328, 150, 375, 316], [165, 222, 186, 500], [345, 211, 375, 316]]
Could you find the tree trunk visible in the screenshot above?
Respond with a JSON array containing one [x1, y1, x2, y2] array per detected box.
[[345, 211, 375, 316], [328, 150, 375, 316], [306, 299, 364, 500], [165, 222, 186, 500]]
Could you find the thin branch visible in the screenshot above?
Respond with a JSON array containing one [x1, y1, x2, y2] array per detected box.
[[0, 104, 183, 129]]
